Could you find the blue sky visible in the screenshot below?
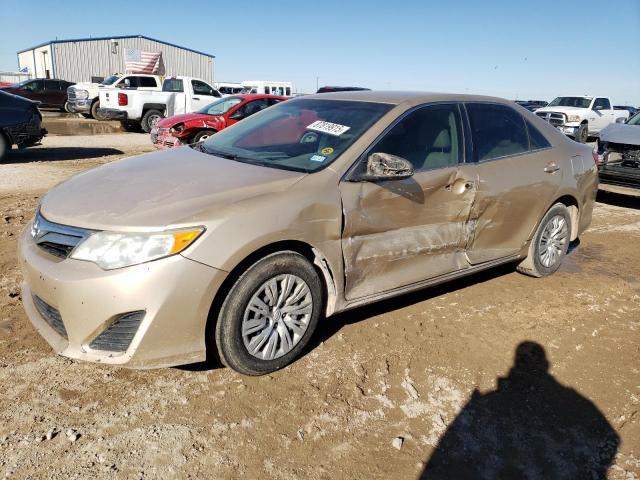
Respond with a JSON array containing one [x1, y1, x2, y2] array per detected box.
[[1, 0, 639, 104]]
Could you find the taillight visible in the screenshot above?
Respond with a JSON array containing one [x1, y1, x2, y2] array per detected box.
[[118, 93, 128, 106]]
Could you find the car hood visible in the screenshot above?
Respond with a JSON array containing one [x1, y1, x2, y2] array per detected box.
[[40, 146, 306, 230], [600, 122, 640, 146], [158, 113, 219, 128], [536, 106, 586, 114]]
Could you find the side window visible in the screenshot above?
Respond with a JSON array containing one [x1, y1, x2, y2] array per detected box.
[[372, 103, 462, 171], [191, 80, 215, 96], [285, 87, 291, 96], [138, 77, 158, 88], [466, 103, 529, 161], [44, 80, 59, 90], [163, 78, 184, 92], [237, 99, 271, 117], [525, 120, 551, 151], [264, 86, 270, 94], [24, 80, 44, 92], [594, 98, 611, 110]]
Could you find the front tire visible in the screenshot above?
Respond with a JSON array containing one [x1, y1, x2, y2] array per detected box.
[[141, 109, 163, 133], [90, 100, 102, 120], [517, 203, 571, 277], [192, 129, 216, 143], [215, 251, 323, 376], [575, 123, 588, 143]]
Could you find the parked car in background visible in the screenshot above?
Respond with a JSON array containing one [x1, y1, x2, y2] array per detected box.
[[98, 76, 221, 132], [0, 90, 46, 161], [1, 78, 74, 111], [68, 74, 161, 120], [151, 94, 286, 148], [19, 91, 597, 375], [614, 105, 638, 118], [317, 86, 371, 93], [214, 82, 244, 95], [240, 81, 293, 96], [515, 100, 547, 112], [535, 96, 629, 143], [597, 111, 640, 195]]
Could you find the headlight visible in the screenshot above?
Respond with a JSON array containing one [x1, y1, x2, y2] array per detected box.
[[70, 227, 204, 270], [170, 123, 185, 134], [567, 115, 581, 122], [75, 89, 89, 100]]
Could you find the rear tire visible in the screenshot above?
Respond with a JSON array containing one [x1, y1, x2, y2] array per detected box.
[[192, 129, 216, 143], [141, 109, 163, 133], [0, 134, 9, 162], [215, 251, 323, 376], [575, 123, 588, 143], [517, 203, 571, 277]]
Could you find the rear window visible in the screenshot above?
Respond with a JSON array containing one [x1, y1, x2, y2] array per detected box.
[[467, 103, 529, 161], [163, 79, 184, 92]]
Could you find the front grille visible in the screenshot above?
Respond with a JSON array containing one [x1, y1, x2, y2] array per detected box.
[[536, 111, 566, 127], [89, 311, 145, 352], [33, 295, 67, 339], [67, 87, 76, 101], [31, 212, 91, 259]]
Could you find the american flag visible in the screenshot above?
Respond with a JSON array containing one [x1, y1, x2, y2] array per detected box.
[[124, 49, 161, 74]]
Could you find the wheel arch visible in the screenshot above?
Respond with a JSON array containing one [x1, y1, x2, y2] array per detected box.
[[204, 240, 338, 358], [552, 194, 580, 241]]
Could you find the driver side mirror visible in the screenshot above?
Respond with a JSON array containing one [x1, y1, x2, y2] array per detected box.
[[357, 152, 414, 181]]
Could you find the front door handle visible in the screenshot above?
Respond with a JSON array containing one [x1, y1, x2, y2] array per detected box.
[[192, 97, 200, 100], [544, 162, 560, 173]]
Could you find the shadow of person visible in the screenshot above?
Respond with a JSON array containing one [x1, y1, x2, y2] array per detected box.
[[421, 342, 619, 480]]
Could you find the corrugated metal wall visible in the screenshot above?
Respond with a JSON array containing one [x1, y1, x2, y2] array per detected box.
[[51, 37, 214, 83]]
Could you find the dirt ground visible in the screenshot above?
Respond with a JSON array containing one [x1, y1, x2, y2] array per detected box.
[[0, 130, 639, 479]]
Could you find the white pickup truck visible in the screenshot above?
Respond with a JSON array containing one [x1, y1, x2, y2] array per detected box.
[[67, 74, 161, 120], [535, 96, 629, 143], [98, 76, 221, 132]]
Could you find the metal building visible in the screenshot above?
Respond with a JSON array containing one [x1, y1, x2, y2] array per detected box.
[[17, 35, 215, 83]]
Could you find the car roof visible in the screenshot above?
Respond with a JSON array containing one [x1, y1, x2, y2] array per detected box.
[[232, 94, 288, 100], [294, 90, 516, 107]]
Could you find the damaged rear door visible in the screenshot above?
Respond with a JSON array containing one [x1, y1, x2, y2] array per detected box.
[[339, 103, 477, 301]]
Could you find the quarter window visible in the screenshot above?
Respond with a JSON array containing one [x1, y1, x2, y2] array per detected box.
[[526, 120, 551, 150], [467, 103, 529, 161], [372, 104, 462, 171]]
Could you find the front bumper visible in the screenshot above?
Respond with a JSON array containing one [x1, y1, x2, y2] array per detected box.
[[18, 227, 228, 368], [67, 99, 92, 113], [97, 108, 127, 121], [151, 127, 183, 149]]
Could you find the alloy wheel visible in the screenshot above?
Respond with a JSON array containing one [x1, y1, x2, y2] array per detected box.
[[538, 215, 568, 268]]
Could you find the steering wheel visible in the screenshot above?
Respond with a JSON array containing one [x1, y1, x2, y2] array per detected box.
[[299, 131, 319, 144]]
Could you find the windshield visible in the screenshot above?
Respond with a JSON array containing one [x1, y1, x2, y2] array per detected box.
[[101, 75, 120, 85], [548, 97, 592, 108], [628, 112, 640, 126], [11, 80, 31, 88], [199, 96, 244, 115], [199, 98, 392, 173]]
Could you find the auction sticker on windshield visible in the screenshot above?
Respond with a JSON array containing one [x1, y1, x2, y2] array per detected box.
[[307, 120, 351, 137]]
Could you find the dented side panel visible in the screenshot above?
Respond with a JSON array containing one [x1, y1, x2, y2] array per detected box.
[[466, 150, 564, 264], [339, 166, 477, 300]]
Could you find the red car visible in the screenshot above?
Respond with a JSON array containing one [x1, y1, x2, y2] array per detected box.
[[151, 94, 287, 148]]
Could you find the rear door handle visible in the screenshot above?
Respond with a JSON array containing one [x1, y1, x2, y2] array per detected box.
[[192, 97, 200, 100], [544, 162, 560, 173]]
